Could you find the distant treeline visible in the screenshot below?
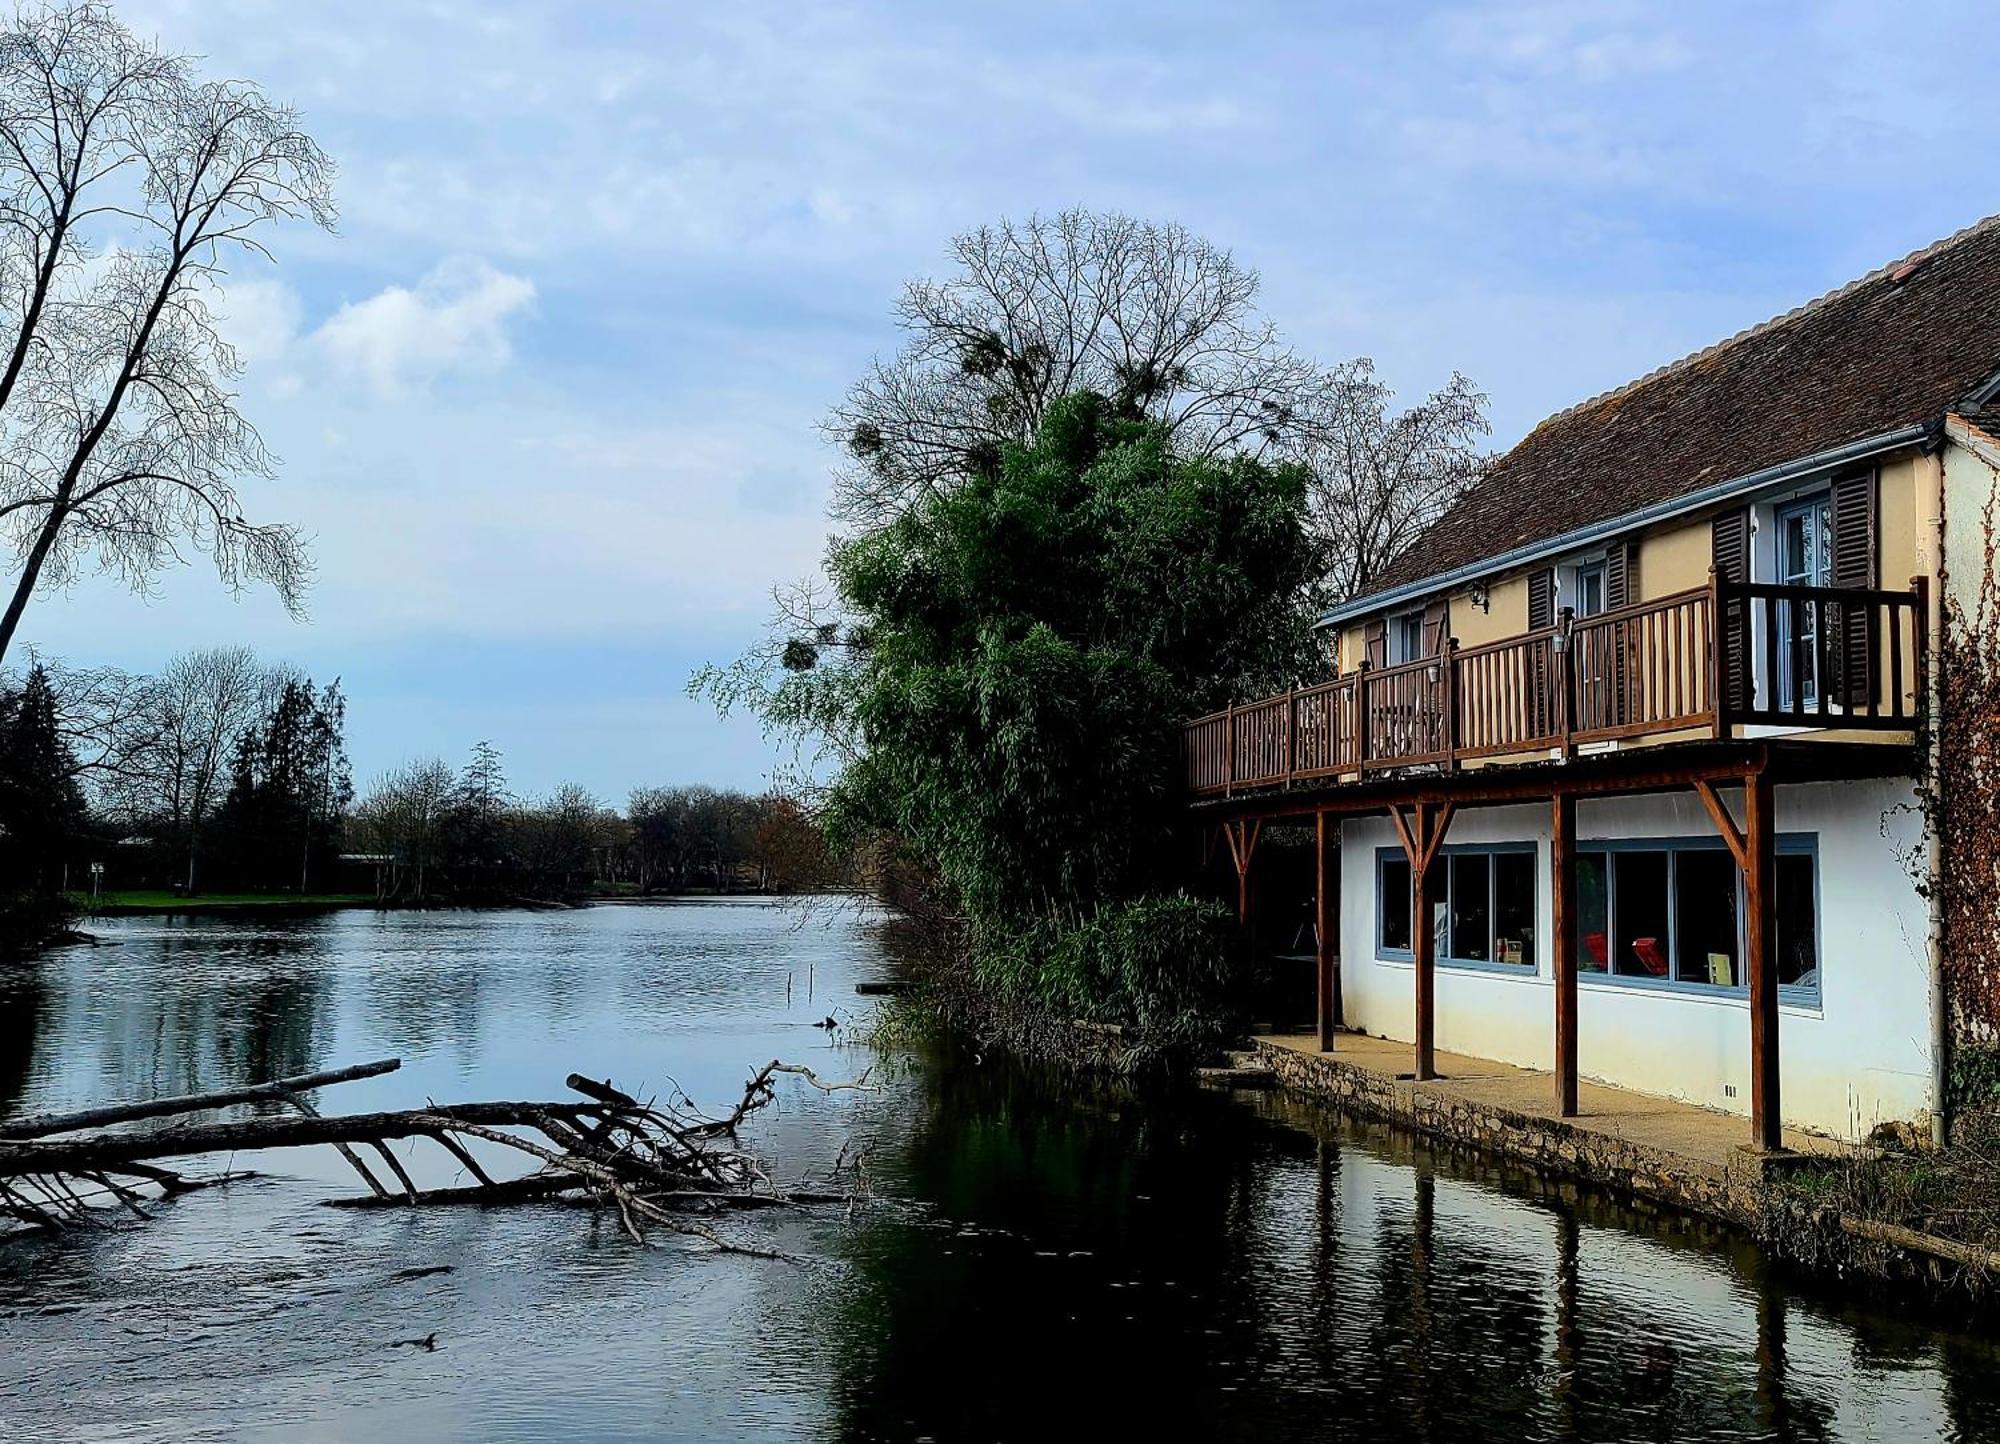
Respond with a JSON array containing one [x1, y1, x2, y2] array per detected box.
[[352, 755, 835, 904], [0, 646, 833, 939]]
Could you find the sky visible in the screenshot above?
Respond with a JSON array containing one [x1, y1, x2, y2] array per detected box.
[[24, 0, 2000, 803]]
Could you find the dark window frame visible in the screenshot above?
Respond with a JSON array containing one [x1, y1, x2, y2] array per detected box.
[[1374, 842, 1539, 974], [1374, 834, 1823, 1004], [1573, 834, 1821, 1004]]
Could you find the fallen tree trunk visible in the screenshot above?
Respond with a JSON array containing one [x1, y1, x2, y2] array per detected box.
[[0, 1099, 618, 1175], [0, 1059, 401, 1140], [0, 1058, 869, 1250]]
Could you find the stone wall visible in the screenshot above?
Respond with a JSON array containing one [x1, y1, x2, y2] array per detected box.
[[1253, 1038, 1772, 1228]]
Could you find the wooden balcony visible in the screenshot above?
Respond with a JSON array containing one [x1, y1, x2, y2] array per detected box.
[[1183, 577, 1928, 797]]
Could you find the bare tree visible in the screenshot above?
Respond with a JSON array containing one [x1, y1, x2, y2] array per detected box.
[[29, 651, 155, 788], [0, 3, 336, 667], [824, 208, 1489, 601], [1300, 365, 1490, 601], [351, 757, 454, 902], [146, 645, 278, 887]]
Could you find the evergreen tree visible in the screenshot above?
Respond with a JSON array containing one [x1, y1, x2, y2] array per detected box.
[[0, 665, 85, 944]]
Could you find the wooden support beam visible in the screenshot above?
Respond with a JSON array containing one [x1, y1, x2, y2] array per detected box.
[[1316, 811, 1339, 1049], [1693, 778, 1750, 872], [1223, 818, 1263, 926], [1388, 802, 1419, 868], [1409, 800, 1453, 1081], [1552, 792, 1578, 1117], [1745, 768, 1782, 1151]]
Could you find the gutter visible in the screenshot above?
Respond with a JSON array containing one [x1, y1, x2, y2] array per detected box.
[[1319, 421, 1935, 628]]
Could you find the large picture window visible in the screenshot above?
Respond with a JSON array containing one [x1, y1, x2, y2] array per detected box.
[[1379, 836, 1822, 1000], [1377, 845, 1536, 970], [1571, 839, 1819, 999]]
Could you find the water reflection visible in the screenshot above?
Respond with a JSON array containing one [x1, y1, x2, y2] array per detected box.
[[825, 1051, 2000, 1443], [0, 906, 1995, 1443]]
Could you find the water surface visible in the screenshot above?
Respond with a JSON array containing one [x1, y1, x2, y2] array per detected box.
[[0, 902, 1994, 1442]]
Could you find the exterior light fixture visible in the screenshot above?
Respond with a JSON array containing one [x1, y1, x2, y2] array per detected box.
[[1469, 582, 1491, 612]]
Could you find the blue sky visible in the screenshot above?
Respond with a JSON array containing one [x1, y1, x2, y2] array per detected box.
[[28, 0, 2000, 803]]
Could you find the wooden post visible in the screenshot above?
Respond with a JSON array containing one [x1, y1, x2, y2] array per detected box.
[[1745, 768, 1782, 1151], [1708, 567, 1727, 738], [1390, 801, 1451, 1082], [1284, 687, 1297, 787], [1355, 660, 1373, 772], [1557, 607, 1577, 758], [1223, 819, 1262, 931], [1910, 574, 1930, 719], [1316, 811, 1338, 1050], [1224, 707, 1236, 797], [1442, 639, 1461, 770], [1552, 792, 1578, 1117], [1412, 804, 1438, 1081]]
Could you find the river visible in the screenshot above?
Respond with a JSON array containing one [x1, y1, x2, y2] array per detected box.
[[0, 901, 1995, 1442]]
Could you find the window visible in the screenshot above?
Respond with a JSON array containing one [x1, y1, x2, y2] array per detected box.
[[1572, 560, 1607, 618], [1377, 846, 1535, 969], [1569, 839, 1819, 998], [1388, 610, 1426, 665], [1379, 854, 1412, 953], [1776, 494, 1831, 709], [1578, 854, 1609, 972], [1449, 853, 1492, 961], [1674, 850, 1739, 986], [1777, 853, 1817, 990], [1612, 850, 1669, 978]]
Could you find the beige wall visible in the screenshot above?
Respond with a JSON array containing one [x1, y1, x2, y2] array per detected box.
[[1944, 424, 2000, 619], [1330, 444, 1941, 662]]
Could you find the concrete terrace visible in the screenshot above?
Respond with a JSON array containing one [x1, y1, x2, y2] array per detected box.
[[1254, 1030, 1842, 1188]]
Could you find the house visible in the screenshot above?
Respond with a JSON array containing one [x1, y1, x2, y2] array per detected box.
[[1184, 215, 2000, 1146]]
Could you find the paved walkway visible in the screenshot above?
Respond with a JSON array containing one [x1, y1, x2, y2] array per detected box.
[[1256, 1030, 1841, 1168]]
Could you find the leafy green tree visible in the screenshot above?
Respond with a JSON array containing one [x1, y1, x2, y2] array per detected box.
[[819, 392, 1317, 1035]]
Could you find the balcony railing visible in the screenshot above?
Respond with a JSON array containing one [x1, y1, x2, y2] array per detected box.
[[1182, 576, 1928, 797]]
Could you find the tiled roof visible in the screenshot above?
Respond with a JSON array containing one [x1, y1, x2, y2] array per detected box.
[[1353, 215, 2000, 608]]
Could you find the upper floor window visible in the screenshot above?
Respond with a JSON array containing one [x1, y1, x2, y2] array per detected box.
[[1571, 560, 1607, 617], [1388, 609, 1426, 665]]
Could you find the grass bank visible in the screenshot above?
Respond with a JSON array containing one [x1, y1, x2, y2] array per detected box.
[[82, 890, 378, 917]]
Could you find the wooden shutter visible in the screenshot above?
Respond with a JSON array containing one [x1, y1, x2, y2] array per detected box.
[[1363, 618, 1387, 669], [1420, 599, 1449, 657], [1527, 568, 1555, 631], [1713, 509, 1750, 712], [1829, 470, 1878, 705], [1604, 541, 1637, 611]]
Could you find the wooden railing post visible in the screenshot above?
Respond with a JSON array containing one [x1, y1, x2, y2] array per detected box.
[[1910, 574, 1931, 725], [1707, 567, 1727, 738], [1284, 687, 1296, 787], [1223, 706, 1235, 798], [1557, 607, 1576, 758], [1355, 660, 1373, 773], [1442, 639, 1460, 771]]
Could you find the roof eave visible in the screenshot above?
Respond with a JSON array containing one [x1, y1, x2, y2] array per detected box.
[[1316, 420, 1936, 629]]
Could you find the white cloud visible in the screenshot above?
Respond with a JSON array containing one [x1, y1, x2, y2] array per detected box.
[[215, 276, 303, 366], [313, 258, 536, 397]]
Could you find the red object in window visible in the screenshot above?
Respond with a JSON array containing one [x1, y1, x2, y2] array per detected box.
[[1632, 937, 1668, 976], [1584, 932, 1608, 967]]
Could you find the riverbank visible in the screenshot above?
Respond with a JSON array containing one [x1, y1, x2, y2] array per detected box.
[[83, 890, 380, 918]]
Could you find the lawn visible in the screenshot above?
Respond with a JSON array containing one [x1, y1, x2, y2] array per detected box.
[[84, 890, 378, 912]]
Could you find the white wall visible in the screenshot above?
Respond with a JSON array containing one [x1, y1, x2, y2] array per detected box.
[[1337, 779, 1932, 1137]]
